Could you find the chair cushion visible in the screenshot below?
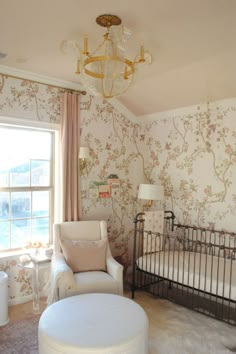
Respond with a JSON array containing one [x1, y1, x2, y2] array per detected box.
[[72, 271, 118, 295], [60, 239, 107, 272]]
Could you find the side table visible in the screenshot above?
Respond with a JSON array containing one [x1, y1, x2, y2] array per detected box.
[[18, 253, 51, 313]]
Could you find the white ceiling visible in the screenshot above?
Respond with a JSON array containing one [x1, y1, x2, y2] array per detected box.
[[0, 0, 236, 117]]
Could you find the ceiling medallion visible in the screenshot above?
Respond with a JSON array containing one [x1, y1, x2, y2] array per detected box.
[[96, 14, 122, 28]]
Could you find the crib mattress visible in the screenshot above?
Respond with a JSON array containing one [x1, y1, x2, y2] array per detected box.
[[137, 251, 236, 300]]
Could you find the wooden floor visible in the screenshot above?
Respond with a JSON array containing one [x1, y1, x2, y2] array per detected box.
[[8, 298, 47, 323]]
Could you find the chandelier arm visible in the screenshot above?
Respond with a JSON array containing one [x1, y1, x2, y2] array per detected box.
[[87, 36, 107, 58]]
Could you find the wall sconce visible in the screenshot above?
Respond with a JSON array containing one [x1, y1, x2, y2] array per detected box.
[[79, 147, 89, 175], [138, 183, 164, 211]]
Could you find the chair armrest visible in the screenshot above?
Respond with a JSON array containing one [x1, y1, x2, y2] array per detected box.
[[47, 252, 75, 304], [106, 256, 124, 295], [51, 252, 72, 273]]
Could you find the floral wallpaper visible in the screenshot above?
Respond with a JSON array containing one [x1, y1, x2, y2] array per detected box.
[[0, 253, 49, 305], [79, 97, 141, 269], [0, 74, 60, 123], [0, 72, 236, 304], [137, 100, 236, 232]]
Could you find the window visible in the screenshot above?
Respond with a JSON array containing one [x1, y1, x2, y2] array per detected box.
[[0, 126, 54, 251]]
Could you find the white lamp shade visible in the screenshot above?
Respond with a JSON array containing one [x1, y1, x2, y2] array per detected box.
[[138, 184, 164, 201], [79, 147, 89, 159]]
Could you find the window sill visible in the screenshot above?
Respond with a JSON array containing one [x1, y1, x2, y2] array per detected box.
[[0, 248, 53, 260], [0, 249, 29, 260]]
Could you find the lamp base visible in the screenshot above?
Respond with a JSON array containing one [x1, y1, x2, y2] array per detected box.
[[142, 200, 153, 212]]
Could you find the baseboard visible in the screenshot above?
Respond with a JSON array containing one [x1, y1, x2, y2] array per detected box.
[[8, 294, 33, 306]]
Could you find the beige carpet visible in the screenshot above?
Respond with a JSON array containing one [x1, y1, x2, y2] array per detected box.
[[133, 291, 236, 354], [1, 292, 236, 353]]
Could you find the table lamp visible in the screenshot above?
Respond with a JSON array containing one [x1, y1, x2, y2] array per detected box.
[[138, 183, 164, 211]]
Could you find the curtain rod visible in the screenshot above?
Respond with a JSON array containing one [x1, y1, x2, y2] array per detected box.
[[0, 72, 87, 96]]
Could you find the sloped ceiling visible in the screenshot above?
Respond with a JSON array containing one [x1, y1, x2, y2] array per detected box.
[[0, 0, 236, 117]]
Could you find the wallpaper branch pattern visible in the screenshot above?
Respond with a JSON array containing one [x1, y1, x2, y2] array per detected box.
[[138, 102, 236, 230], [133, 124, 152, 183], [0, 74, 61, 122], [80, 99, 139, 270], [0, 73, 236, 303]]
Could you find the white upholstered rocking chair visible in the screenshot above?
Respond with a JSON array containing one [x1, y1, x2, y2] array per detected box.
[[47, 220, 123, 304]]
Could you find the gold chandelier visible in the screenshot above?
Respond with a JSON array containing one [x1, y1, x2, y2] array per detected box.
[[65, 14, 151, 98]]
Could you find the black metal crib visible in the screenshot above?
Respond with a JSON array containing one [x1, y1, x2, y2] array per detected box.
[[131, 211, 236, 326]]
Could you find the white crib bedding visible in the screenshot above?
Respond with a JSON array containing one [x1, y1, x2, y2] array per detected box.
[[137, 251, 236, 300]]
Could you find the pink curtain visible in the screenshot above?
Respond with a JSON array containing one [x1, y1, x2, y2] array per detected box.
[[60, 92, 81, 221]]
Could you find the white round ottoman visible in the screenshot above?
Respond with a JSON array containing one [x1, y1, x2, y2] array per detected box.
[[38, 293, 148, 354]]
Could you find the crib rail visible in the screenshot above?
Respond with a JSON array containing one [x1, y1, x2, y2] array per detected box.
[[131, 212, 236, 326]]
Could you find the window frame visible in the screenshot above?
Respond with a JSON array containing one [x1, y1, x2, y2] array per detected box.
[[0, 124, 55, 252]]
